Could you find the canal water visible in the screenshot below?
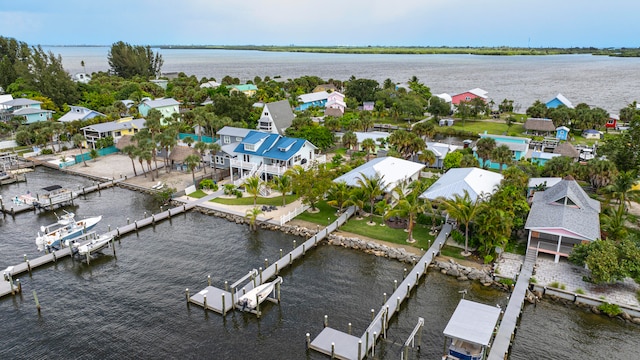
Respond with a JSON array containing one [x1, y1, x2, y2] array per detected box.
[[0, 167, 638, 359]]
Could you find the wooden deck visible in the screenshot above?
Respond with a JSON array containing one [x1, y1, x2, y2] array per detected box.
[[309, 224, 452, 360]]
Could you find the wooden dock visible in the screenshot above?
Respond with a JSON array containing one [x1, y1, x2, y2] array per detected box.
[[188, 206, 357, 317], [308, 224, 453, 360], [0, 178, 124, 215], [486, 249, 536, 360]]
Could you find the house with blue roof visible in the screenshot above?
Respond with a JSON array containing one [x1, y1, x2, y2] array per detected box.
[[229, 130, 319, 185], [58, 105, 105, 123]]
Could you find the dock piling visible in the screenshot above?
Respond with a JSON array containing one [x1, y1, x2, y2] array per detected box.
[[358, 341, 362, 360], [26, 260, 31, 274], [16, 279, 21, 294], [33, 290, 41, 313], [331, 343, 335, 359], [224, 281, 228, 292], [403, 268, 407, 279], [52, 251, 56, 262], [306, 333, 311, 349], [394, 279, 397, 291], [207, 275, 211, 286], [279, 248, 283, 258], [324, 315, 328, 328], [203, 294, 207, 311], [348, 322, 352, 335], [222, 294, 226, 316], [371, 308, 375, 321], [383, 292, 387, 305], [259, 267, 263, 283], [264, 258, 268, 268], [185, 288, 190, 303]]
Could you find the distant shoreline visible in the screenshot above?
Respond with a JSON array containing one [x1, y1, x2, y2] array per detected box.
[[43, 45, 640, 57]]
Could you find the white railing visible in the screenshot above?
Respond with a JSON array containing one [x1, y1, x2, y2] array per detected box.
[[279, 204, 310, 225]]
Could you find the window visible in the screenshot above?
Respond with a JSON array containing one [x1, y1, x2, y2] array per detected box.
[[236, 137, 242, 142], [243, 154, 250, 162], [244, 144, 255, 151], [215, 156, 225, 165], [223, 136, 230, 144], [294, 155, 301, 162]]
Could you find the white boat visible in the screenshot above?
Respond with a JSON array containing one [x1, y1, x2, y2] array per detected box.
[[236, 277, 283, 310], [34, 185, 78, 209], [74, 233, 114, 257], [35, 212, 102, 251]]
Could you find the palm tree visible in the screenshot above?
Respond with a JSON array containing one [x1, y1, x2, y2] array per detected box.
[[587, 159, 617, 190], [72, 133, 87, 167], [600, 204, 628, 242], [356, 173, 385, 224], [439, 190, 482, 256], [158, 128, 178, 173], [418, 149, 436, 167], [194, 141, 208, 174], [412, 121, 435, 141], [476, 137, 496, 169], [208, 142, 222, 180], [361, 138, 376, 161], [134, 147, 147, 178], [387, 184, 430, 243], [243, 176, 262, 206], [271, 174, 293, 206], [603, 170, 640, 207], [342, 131, 358, 151], [344, 187, 367, 218], [491, 144, 513, 172], [122, 144, 138, 176], [326, 181, 350, 213], [245, 207, 263, 231], [184, 154, 201, 184]]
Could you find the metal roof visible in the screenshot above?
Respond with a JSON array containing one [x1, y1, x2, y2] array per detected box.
[[1, 98, 41, 107], [333, 157, 425, 192], [217, 126, 252, 138], [443, 299, 501, 346], [233, 131, 314, 161], [242, 131, 270, 145], [141, 98, 180, 108], [420, 167, 503, 202], [13, 107, 53, 115], [81, 118, 146, 133], [298, 91, 329, 103]]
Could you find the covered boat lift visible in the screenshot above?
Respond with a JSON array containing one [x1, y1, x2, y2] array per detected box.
[[442, 299, 501, 360]]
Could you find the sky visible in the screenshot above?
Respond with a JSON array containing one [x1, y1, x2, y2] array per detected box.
[[1, 0, 639, 48]]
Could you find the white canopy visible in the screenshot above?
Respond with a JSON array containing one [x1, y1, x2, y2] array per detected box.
[[443, 299, 501, 346]]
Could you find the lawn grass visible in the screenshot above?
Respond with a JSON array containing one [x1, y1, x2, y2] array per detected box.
[[451, 119, 526, 136], [211, 194, 298, 206], [339, 215, 435, 249], [187, 190, 207, 198], [295, 201, 341, 225], [440, 245, 467, 260]]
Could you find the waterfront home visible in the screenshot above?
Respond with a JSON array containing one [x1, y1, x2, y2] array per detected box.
[[443, 299, 501, 360], [81, 117, 146, 149], [451, 88, 488, 106], [333, 156, 425, 197], [527, 177, 562, 201], [424, 142, 461, 169], [138, 98, 180, 122], [200, 80, 221, 89], [296, 91, 330, 111], [473, 134, 529, 170], [419, 167, 503, 202], [229, 130, 320, 184], [0, 97, 50, 123], [71, 72, 91, 84], [524, 118, 556, 137], [257, 100, 295, 135], [209, 126, 253, 175], [555, 126, 570, 141], [352, 131, 390, 152], [324, 91, 346, 114], [525, 176, 601, 263], [228, 84, 258, 97], [313, 83, 338, 93], [605, 114, 619, 129], [58, 105, 105, 123], [545, 93, 574, 109]]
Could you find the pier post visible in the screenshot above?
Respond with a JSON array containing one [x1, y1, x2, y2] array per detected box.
[[358, 341, 362, 360], [86, 252, 90, 265], [275, 263, 279, 275], [417, 320, 423, 351], [224, 281, 228, 292], [302, 244, 305, 256], [144, 211, 147, 218], [222, 294, 226, 316], [207, 275, 211, 286], [259, 267, 263, 283], [185, 288, 190, 303], [324, 315, 328, 328], [306, 333, 310, 349], [416, 272, 419, 284], [83, 187, 86, 196], [276, 280, 281, 303], [407, 283, 411, 298], [348, 322, 352, 335], [152, 214, 155, 225], [26, 260, 31, 274], [135, 221, 138, 232], [394, 279, 397, 291], [16, 279, 21, 294], [280, 248, 283, 258], [371, 308, 375, 321], [289, 253, 292, 265], [33, 290, 41, 313], [383, 292, 387, 305], [127, 217, 130, 224], [397, 297, 400, 310], [264, 259, 268, 268], [203, 295, 207, 311], [256, 293, 261, 318], [403, 268, 407, 279], [112, 237, 116, 257], [108, 224, 111, 232], [293, 240, 296, 249], [331, 343, 335, 359], [365, 331, 369, 357]]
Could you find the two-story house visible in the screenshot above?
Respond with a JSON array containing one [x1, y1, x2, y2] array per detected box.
[[0, 98, 53, 124], [138, 98, 180, 124], [229, 130, 319, 185], [209, 126, 253, 175], [257, 100, 295, 135], [81, 117, 146, 149]]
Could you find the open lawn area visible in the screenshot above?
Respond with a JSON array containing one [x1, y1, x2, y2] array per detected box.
[[451, 119, 525, 136], [211, 194, 298, 206]]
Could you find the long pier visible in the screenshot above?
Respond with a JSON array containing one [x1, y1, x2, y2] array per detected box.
[[188, 206, 357, 316], [308, 223, 452, 360], [486, 250, 536, 360], [0, 178, 124, 215]]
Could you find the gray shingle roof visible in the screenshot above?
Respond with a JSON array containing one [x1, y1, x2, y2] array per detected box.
[[525, 178, 601, 241], [265, 100, 295, 134]]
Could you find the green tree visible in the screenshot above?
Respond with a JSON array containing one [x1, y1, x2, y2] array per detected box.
[[344, 78, 379, 104], [326, 181, 350, 213], [72, 133, 87, 167], [387, 182, 431, 243], [526, 100, 548, 119], [243, 176, 262, 206], [475, 137, 496, 168], [361, 138, 377, 161], [108, 41, 163, 79], [428, 96, 451, 120], [443, 150, 463, 170], [541, 156, 574, 177], [356, 173, 386, 223], [491, 144, 513, 172], [245, 207, 263, 231], [587, 159, 617, 190], [439, 190, 482, 255], [460, 153, 480, 168], [271, 174, 293, 206], [194, 141, 209, 175], [208, 142, 222, 180], [419, 149, 436, 167], [184, 154, 201, 185], [341, 131, 358, 150]]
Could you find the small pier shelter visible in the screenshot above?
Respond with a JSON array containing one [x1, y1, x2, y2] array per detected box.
[[442, 299, 501, 360]]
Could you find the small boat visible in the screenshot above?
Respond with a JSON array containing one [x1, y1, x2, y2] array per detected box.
[[35, 212, 102, 251], [74, 233, 114, 257], [34, 185, 78, 209], [236, 277, 283, 311]]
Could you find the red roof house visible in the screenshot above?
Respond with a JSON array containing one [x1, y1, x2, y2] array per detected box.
[[451, 88, 488, 105]]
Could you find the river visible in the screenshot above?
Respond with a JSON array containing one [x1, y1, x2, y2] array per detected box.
[[47, 46, 640, 115], [1, 167, 638, 359]]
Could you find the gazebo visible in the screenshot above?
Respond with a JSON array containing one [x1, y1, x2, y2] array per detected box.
[[169, 145, 200, 172], [442, 299, 501, 360]]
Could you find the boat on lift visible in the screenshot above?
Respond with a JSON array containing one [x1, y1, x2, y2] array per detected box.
[[236, 277, 283, 311], [35, 211, 102, 251], [73, 232, 114, 258]]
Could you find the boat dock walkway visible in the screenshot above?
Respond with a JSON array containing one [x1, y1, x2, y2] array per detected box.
[[308, 224, 452, 360], [1, 190, 222, 299], [486, 250, 536, 360], [188, 206, 357, 316], [0, 178, 125, 215]]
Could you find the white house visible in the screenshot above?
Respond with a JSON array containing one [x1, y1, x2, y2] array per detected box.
[[333, 156, 425, 195], [58, 106, 105, 123], [420, 167, 503, 202], [138, 98, 181, 122], [257, 100, 295, 135]]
